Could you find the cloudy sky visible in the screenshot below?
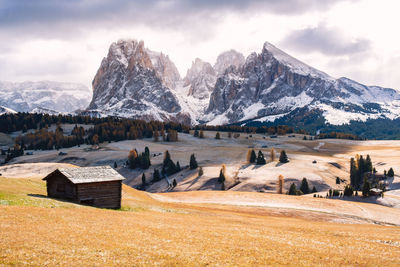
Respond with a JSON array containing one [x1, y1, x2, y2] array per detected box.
[[1, 0, 400, 90]]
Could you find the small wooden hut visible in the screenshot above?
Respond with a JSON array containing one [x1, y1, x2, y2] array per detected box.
[[43, 166, 125, 209]]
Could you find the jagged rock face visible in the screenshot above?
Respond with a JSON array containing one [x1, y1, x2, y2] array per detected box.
[[86, 39, 400, 126], [88, 40, 186, 122], [184, 58, 217, 100], [214, 50, 245, 76], [206, 42, 400, 125]]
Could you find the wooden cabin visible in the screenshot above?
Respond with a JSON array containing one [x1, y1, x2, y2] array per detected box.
[[43, 166, 125, 209]]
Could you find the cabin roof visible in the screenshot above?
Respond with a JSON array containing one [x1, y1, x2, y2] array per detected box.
[[43, 166, 125, 184]]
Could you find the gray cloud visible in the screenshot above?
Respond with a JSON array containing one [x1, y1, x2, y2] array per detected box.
[[0, 0, 357, 38], [281, 24, 371, 56]]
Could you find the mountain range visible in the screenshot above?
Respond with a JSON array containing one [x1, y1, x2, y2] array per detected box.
[[86, 39, 400, 131], [0, 81, 91, 115], [2, 39, 400, 138]]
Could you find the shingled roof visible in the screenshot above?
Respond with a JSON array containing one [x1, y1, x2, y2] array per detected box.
[[43, 166, 125, 184]]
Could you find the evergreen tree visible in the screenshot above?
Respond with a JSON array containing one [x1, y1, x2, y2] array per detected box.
[[365, 154, 373, 172], [384, 170, 387, 177], [311, 186, 317, 193], [189, 154, 198, 169], [193, 129, 199, 137], [163, 150, 172, 166], [256, 150, 266, 165], [153, 169, 161, 182], [114, 161, 117, 168], [343, 185, 354, 197], [142, 173, 146, 185], [300, 178, 310, 194], [279, 150, 289, 163], [336, 177, 340, 184], [215, 132, 221, 139], [350, 158, 357, 188], [388, 167, 394, 177], [288, 183, 297, 195], [145, 146, 150, 158], [173, 179, 177, 188], [218, 168, 225, 183], [176, 161, 181, 172], [249, 149, 256, 163], [362, 177, 370, 197]]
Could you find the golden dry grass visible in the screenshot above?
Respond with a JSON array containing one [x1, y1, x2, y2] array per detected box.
[[1, 178, 400, 266]]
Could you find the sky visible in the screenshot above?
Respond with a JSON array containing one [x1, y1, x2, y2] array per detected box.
[[1, 0, 400, 90]]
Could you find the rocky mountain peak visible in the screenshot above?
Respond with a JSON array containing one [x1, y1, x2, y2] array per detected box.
[[184, 58, 216, 100], [214, 49, 245, 75]]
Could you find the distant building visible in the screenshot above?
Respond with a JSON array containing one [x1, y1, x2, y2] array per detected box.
[[43, 166, 125, 209], [369, 188, 383, 196]]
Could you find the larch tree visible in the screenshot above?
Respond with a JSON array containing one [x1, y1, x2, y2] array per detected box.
[[277, 175, 284, 194]]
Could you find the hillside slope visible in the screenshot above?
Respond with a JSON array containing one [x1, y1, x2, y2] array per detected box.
[[1, 176, 400, 266]]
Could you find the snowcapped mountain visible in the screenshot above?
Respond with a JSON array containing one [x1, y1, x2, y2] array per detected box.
[[87, 39, 191, 124], [0, 81, 91, 114], [205, 42, 400, 125], [87, 39, 400, 127]]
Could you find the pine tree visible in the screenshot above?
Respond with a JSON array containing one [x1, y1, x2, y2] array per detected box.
[[190, 154, 198, 170], [193, 129, 199, 137], [350, 158, 357, 188], [256, 150, 266, 165], [215, 132, 221, 139], [218, 169, 225, 183], [153, 169, 161, 182], [173, 179, 177, 188], [300, 178, 310, 194], [311, 186, 317, 193], [279, 150, 289, 163], [142, 173, 146, 185], [176, 161, 181, 172], [288, 183, 297, 195], [114, 161, 117, 168], [336, 177, 340, 184], [365, 155, 373, 172], [248, 149, 256, 163], [388, 167, 394, 177], [362, 177, 370, 197], [344, 185, 354, 197]]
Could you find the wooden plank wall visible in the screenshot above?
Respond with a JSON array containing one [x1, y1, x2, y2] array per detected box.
[[76, 181, 122, 209]]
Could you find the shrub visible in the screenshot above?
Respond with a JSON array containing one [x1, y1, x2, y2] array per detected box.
[[215, 132, 221, 139], [198, 167, 204, 176]]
